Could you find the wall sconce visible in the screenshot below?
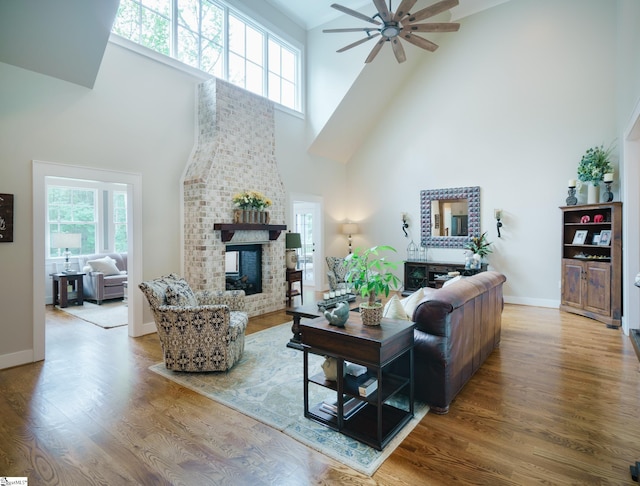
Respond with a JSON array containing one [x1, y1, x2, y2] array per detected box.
[[285, 232, 302, 270], [342, 223, 359, 254], [401, 213, 409, 237], [494, 209, 503, 238]]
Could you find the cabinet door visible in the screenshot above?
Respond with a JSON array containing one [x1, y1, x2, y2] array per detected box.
[[561, 259, 584, 308], [584, 261, 611, 315]]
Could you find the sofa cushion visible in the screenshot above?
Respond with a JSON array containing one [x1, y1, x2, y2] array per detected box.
[[87, 256, 121, 276], [383, 295, 409, 320], [165, 279, 198, 307]]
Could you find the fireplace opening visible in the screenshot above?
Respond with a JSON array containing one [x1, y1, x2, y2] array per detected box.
[[225, 244, 262, 295]]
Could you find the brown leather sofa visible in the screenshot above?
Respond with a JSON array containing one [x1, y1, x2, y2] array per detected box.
[[409, 271, 506, 414]]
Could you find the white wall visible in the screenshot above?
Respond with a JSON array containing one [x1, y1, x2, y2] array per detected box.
[[343, 0, 618, 307]]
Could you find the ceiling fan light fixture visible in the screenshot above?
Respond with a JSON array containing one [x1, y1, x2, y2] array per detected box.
[[381, 24, 401, 38], [325, 0, 459, 64]]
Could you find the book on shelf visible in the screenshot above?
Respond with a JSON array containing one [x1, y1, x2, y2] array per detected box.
[[319, 397, 365, 419], [358, 377, 378, 397], [344, 361, 367, 377]]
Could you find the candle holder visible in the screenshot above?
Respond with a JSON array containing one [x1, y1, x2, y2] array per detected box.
[[603, 181, 613, 202], [566, 186, 577, 206]]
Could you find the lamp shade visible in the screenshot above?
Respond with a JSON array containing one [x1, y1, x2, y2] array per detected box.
[[285, 232, 302, 249], [342, 223, 359, 235], [51, 232, 82, 249]]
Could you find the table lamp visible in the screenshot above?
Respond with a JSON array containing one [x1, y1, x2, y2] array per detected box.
[[285, 232, 302, 270], [51, 232, 82, 272]]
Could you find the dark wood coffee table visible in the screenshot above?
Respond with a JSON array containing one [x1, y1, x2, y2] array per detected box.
[[300, 314, 415, 450]]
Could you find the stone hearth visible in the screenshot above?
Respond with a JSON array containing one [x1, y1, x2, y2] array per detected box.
[[183, 79, 286, 316]]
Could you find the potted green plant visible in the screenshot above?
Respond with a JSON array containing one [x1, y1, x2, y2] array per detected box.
[[577, 144, 614, 203], [344, 245, 401, 326], [464, 232, 492, 269]]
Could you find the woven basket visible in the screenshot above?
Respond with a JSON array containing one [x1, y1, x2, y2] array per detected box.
[[360, 303, 383, 326]]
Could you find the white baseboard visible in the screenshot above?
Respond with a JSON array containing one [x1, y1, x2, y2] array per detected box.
[[0, 349, 37, 370], [504, 295, 559, 309]]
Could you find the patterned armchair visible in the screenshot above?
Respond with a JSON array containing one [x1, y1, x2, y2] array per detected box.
[[139, 274, 248, 372], [326, 256, 349, 291]]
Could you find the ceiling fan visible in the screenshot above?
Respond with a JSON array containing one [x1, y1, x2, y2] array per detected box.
[[323, 0, 460, 64]]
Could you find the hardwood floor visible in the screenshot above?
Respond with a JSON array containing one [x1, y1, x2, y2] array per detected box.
[[0, 299, 639, 485]]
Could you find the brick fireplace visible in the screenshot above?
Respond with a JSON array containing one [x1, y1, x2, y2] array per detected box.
[[183, 79, 287, 316]]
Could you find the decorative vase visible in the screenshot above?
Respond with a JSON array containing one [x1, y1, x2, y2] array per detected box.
[[587, 184, 600, 204], [321, 356, 338, 381], [360, 302, 383, 326]]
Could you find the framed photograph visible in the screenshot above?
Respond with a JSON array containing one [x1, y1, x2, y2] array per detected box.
[[591, 233, 601, 245], [572, 230, 588, 245], [598, 230, 612, 246]]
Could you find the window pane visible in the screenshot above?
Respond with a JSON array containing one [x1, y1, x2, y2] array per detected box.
[[268, 39, 281, 74], [282, 79, 295, 109], [229, 52, 245, 87], [281, 47, 295, 81], [246, 62, 263, 95], [177, 0, 198, 30], [201, 1, 223, 41], [268, 73, 280, 103], [115, 225, 128, 253], [245, 25, 263, 65], [229, 15, 245, 55], [141, 8, 170, 55], [202, 39, 223, 77], [112, 0, 141, 43], [142, 0, 170, 17], [177, 25, 199, 68]]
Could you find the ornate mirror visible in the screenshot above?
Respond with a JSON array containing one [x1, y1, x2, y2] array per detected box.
[[420, 186, 481, 249]]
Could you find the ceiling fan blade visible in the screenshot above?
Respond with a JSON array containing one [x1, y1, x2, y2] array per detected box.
[[407, 0, 459, 23], [401, 33, 439, 52], [331, 3, 381, 25], [403, 22, 460, 33], [323, 27, 378, 33], [337, 33, 380, 53], [393, 0, 418, 21], [391, 37, 406, 63], [372, 0, 392, 22], [365, 38, 386, 63]]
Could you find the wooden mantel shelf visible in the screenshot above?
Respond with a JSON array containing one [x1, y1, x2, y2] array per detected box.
[[213, 223, 287, 243]]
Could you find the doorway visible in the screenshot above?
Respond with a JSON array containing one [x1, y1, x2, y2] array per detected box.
[[291, 194, 323, 289], [32, 161, 144, 362]]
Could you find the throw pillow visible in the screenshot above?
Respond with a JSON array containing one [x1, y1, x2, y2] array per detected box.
[[443, 275, 463, 287], [401, 288, 425, 320], [383, 295, 409, 320], [165, 279, 198, 307], [87, 256, 121, 276]]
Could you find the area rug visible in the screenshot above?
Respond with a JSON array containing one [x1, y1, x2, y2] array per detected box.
[[59, 300, 127, 329], [149, 322, 428, 476]]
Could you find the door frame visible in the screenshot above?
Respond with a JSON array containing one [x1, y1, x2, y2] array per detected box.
[[291, 193, 324, 289], [32, 160, 145, 361]]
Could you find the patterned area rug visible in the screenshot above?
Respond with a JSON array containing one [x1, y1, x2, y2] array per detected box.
[[59, 300, 127, 328], [149, 322, 428, 476]]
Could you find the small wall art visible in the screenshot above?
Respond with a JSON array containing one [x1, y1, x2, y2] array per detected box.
[[0, 193, 14, 242]]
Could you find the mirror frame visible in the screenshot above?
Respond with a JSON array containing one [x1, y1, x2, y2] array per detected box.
[[420, 186, 481, 249]]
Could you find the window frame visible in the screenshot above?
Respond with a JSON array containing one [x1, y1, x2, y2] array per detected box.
[[111, 0, 303, 114]]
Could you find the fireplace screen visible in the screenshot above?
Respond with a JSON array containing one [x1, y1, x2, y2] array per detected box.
[[225, 244, 262, 295]]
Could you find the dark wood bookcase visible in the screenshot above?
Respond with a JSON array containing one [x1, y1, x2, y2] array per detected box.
[[560, 202, 622, 328]]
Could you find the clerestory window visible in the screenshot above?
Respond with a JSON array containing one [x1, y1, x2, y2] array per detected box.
[[112, 0, 301, 112]]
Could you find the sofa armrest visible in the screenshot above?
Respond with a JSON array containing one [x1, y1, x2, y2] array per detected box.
[[195, 290, 246, 311], [83, 271, 105, 300]]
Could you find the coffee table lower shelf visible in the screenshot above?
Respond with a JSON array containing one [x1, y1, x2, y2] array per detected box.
[[306, 402, 413, 450]]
